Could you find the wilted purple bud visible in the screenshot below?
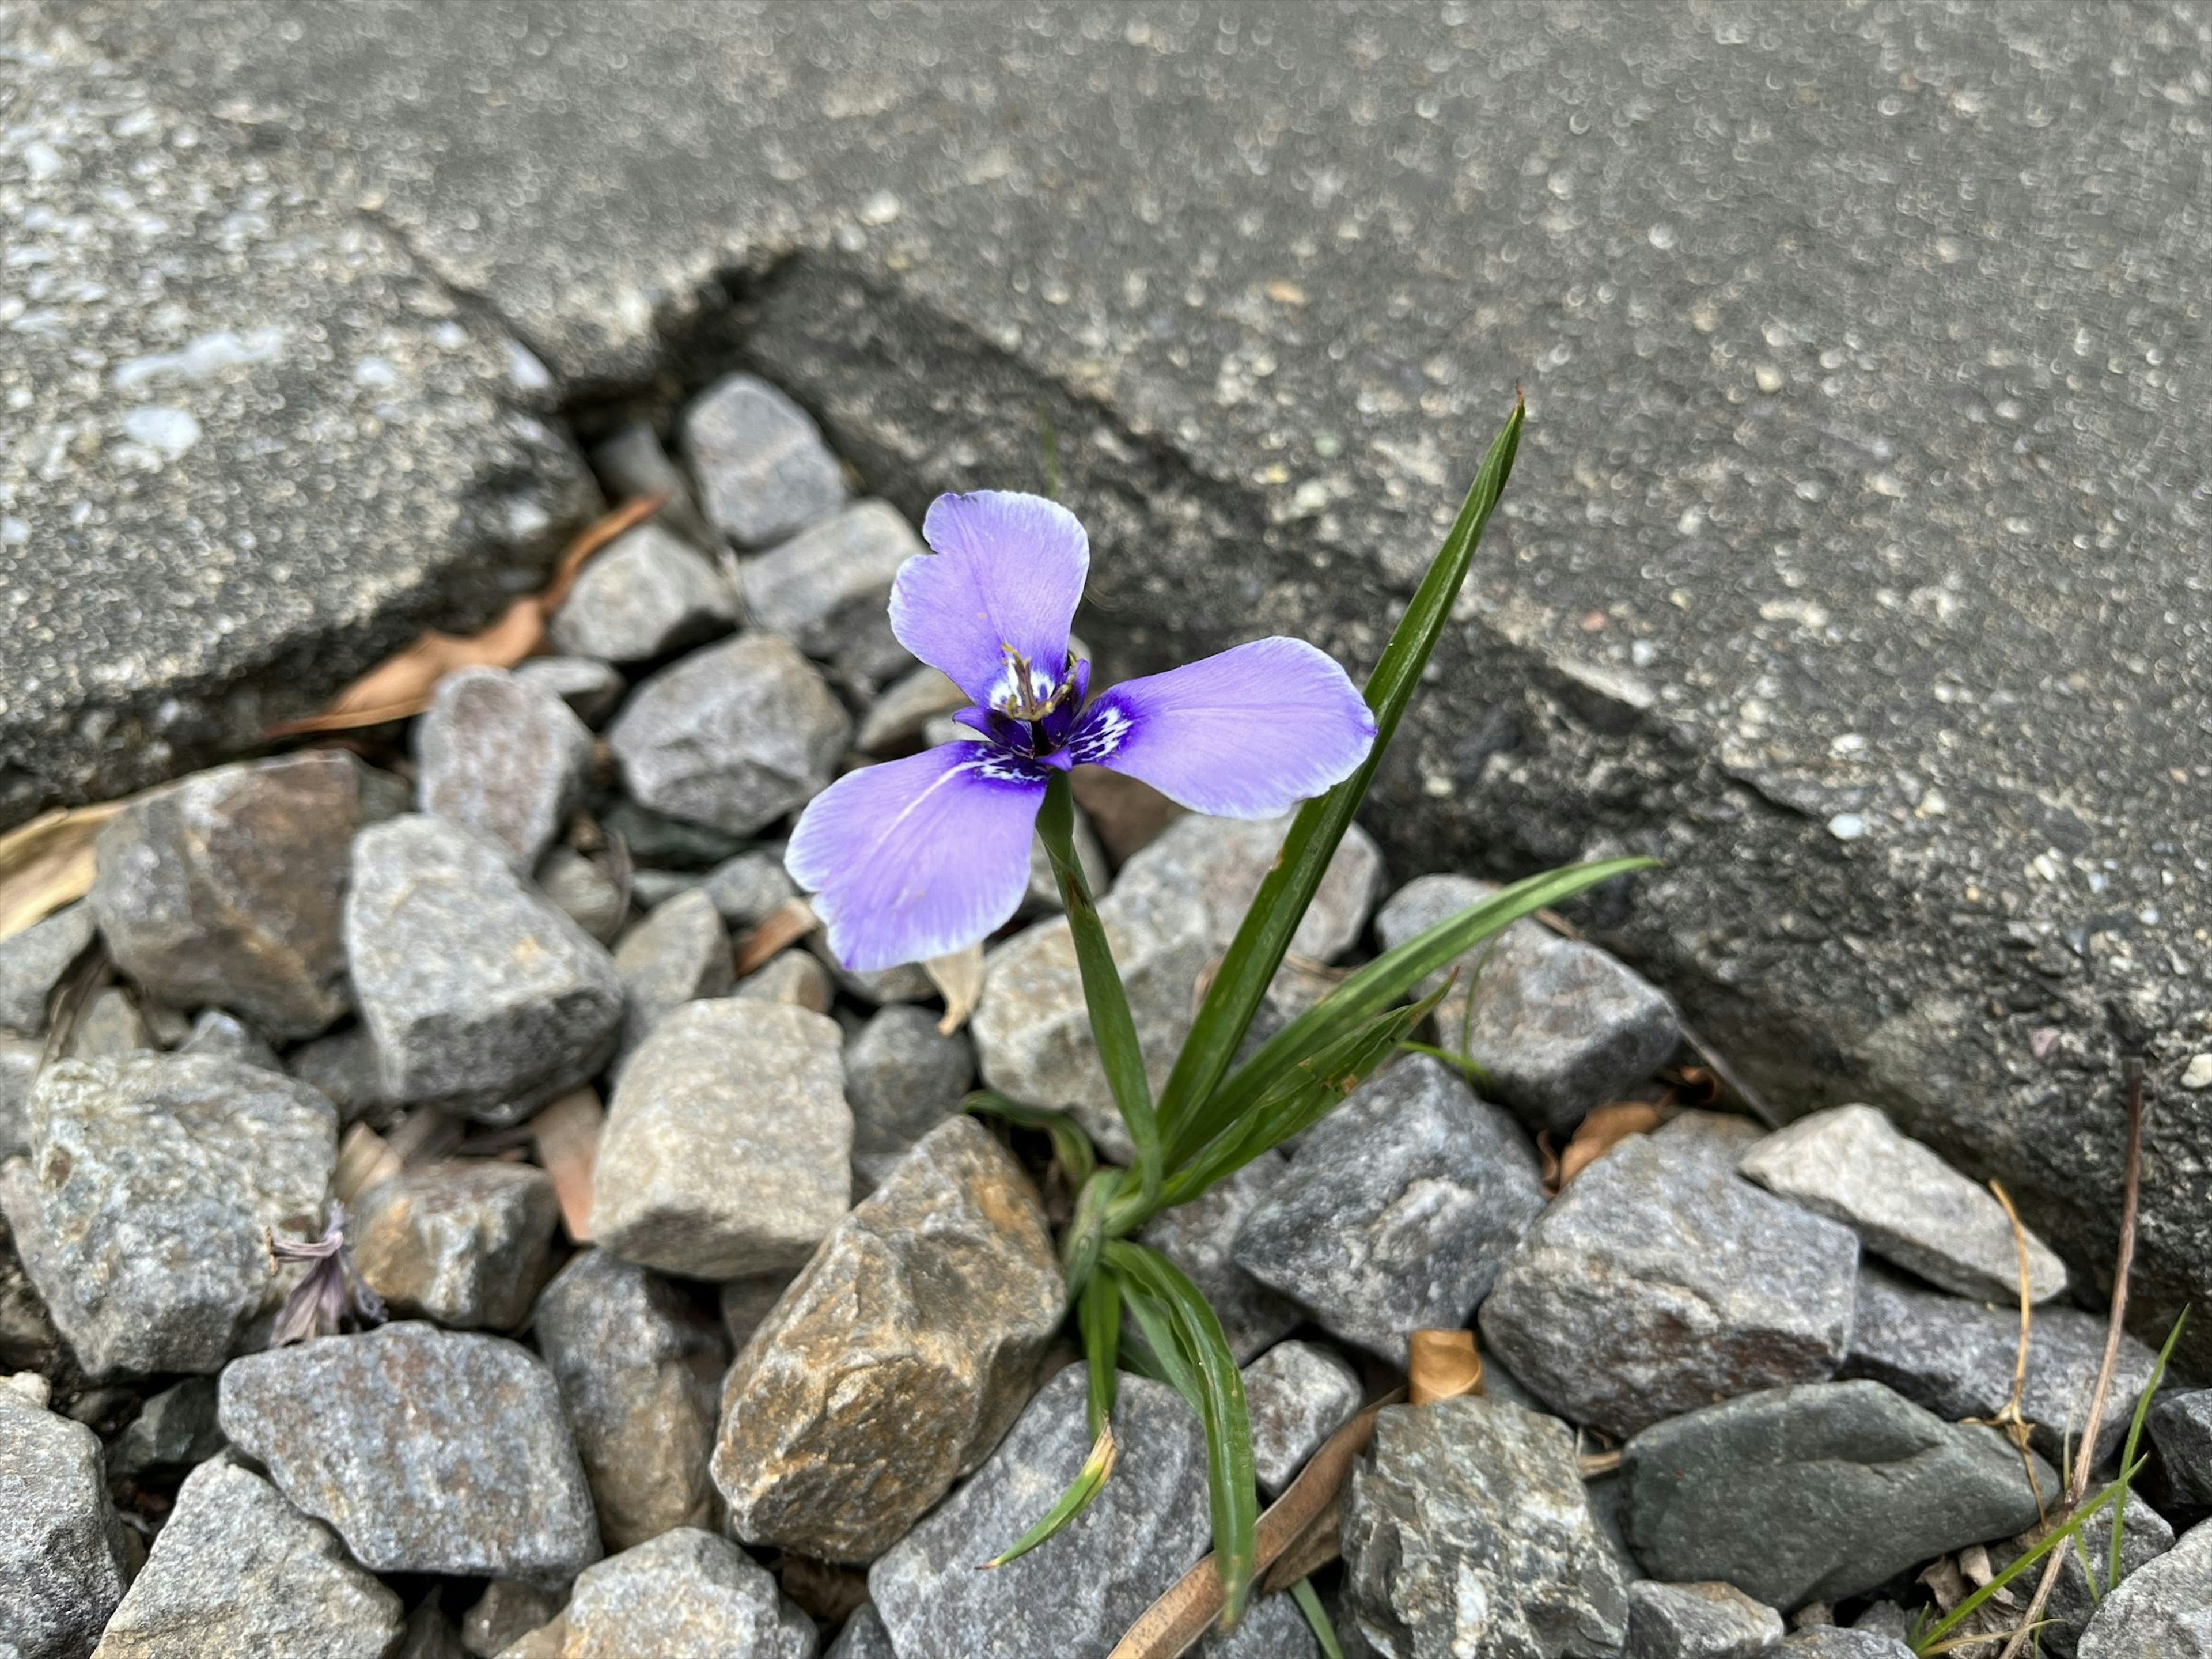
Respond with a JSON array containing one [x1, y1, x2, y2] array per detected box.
[[267, 1207, 386, 1346]]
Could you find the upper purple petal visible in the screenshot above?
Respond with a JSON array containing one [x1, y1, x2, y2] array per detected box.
[[892, 491, 1089, 709], [786, 741, 1050, 971], [1066, 637, 1376, 818]]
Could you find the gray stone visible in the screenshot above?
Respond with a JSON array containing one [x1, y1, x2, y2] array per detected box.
[[1341, 1396, 1630, 1659], [1624, 1581, 1785, 1659], [286, 1026, 391, 1125], [533, 1248, 726, 1552], [608, 634, 851, 836], [106, 1375, 226, 1484], [416, 667, 594, 873], [0, 1052, 334, 1378], [218, 1321, 601, 1579], [346, 815, 625, 1124], [1840, 1264, 2158, 1469], [612, 890, 733, 1056], [547, 521, 736, 663], [176, 1009, 281, 1071], [2078, 1516, 2212, 1658], [90, 753, 403, 1040], [683, 373, 847, 549], [0, 1038, 36, 1163], [64, 988, 150, 1060], [972, 880, 1212, 1160], [719, 1270, 799, 1354], [537, 847, 630, 945], [463, 1581, 564, 1659], [1198, 1596, 1323, 1659], [350, 1160, 559, 1330], [537, 1528, 819, 1659], [1236, 1055, 1547, 1364], [1242, 1340, 1362, 1498], [1619, 1380, 2055, 1610], [714, 1117, 1062, 1563], [0, 903, 95, 1035], [513, 656, 628, 729], [809, 941, 935, 1008], [844, 1005, 974, 1192], [855, 666, 968, 756], [736, 951, 835, 1013], [592, 999, 851, 1278], [701, 850, 800, 929], [91, 1456, 403, 1659], [2150, 1389, 2212, 1509], [1777, 1637, 1912, 1659], [1138, 1151, 1302, 1365], [1740, 1104, 2067, 1305], [588, 421, 715, 551], [598, 802, 751, 871], [870, 1366, 1210, 1658], [827, 1606, 895, 1659], [1480, 1112, 1860, 1437], [1376, 874, 1681, 1137], [1987, 1490, 2174, 1659], [0, 1388, 127, 1659], [1116, 811, 1385, 962], [740, 500, 922, 687]]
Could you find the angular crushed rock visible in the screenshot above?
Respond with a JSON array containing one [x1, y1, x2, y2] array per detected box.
[[2077, 1516, 2212, 1658], [90, 753, 404, 1039], [345, 814, 625, 1124], [513, 655, 628, 728], [735, 950, 835, 1012], [714, 1117, 1063, 1563], [1139, 1151, 1302, 1364], [547, 521, 737, 663], [1376, 873, 1681, 1135], [219, 1321, 600, 1580], [1237, 1055, 1547, 1363], [1341, 1396, 1630, 1659], [0, 1052, 334, 1377], [65, 987, 150, 1059], [1480, 1112, 1860, 1437], [1739, 1104, 2067, 1305], [177, 1009, 282, 1071], [533, 1248, 726, 1552], [0, 1036, 38, 1161], [592, 999, 851, 1278], [683, 372, 848, 548], [1111, 810, 1384, 960], [612, 889, 733, 1056], [608, 634, 851, 835], [1619, 1380, 2054, 1609], [0, 900, 95, 1034], [286, 1025, 391, 1126], [1243, 1340, 1363, 1497], [740, 499, 922, 665], [0, 1388, 127, 1659], [537, 847, 630, 944], [106, 1374, 226, 1484], [844, 1005, 975, 1192], [537, 1528, 819, 1658], [2149, 1388, 2212, 1508], [1778, 1636, 1915, 1659], [350, 1160, 559, 1331], [415, 666, 595, 873], [463, 1580, 564, 1658], [870, 1366, 1211, 1658], [857, 665, 968, 755], [701, 850, 800, 928], [1623, 1581, 1785, 1659], [826, 1606, 895, 1659], [1988, 1489, 2173, 1659], [91, 1456, 403, 1659]]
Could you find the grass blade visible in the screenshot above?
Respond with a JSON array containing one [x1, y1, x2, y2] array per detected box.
[[980, 1421, 1119, 1569], [2107, 1308, 2187, 1593], [1154, 397, 1525, 1146], [964, 1088, 1097, 1195], [1291, 1578, 1346, 1659], [1105, 1240, 1259, 1627], [1080, 1269, 1122, 1441], [1166, 857, 1653, 1167], [1039, 773, 1161, 1207]]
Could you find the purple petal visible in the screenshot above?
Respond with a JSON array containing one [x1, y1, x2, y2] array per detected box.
[[787, 741, 1050, 971], [892, 492, 1089, 709], [1067, 637, 1377, 818]]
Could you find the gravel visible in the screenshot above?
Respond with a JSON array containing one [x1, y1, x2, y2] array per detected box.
[[682, 372, 849, 549], [1623, 1581, 1786, 1659], [0, 902, 96, 1035], [611, 889, 734, 1057], [843, 1005, 975, 1192], [176, 1009, 281, 1071], [512, 656, 628, 728], [415, 666, 595, 873], [105, 1374, 226, 1486], [1111, 811, 1384, 961], [0, 1387, 127, 1659], [349, 1160, 559, 1330], [2077, 1516, 2212, 1658], [537, 847, 630, 944], [1138, 1151, 1302, 1365], [547, 521, 737, 663], [540, 1527, 819, 1658], [2149, 1388, 2212, 1509], [700, 850, 800, 929], [738, 499, 923, 678], [1242, 1339, 1363, 1497], [736, 951, 836, 1012]]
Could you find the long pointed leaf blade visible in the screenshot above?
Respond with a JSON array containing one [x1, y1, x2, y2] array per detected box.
[[1292, 1578, 1346, 1659], [979, 1423, 1119, 1569], [1168, 855, 1653, 1166], [1080, 1269, 1122, 1441], [2109, 1308, 2187, 1591], [1156, 397, 1524, 1145]]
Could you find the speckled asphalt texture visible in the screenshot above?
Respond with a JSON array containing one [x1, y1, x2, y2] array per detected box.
[[18, 1, 2212, 1358]]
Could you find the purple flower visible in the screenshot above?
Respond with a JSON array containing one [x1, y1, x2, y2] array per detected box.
[[789, 491, 1377, 971], [267, 1208, 385, 1346]]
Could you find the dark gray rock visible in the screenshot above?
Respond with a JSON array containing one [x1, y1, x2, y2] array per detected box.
[[345, 815, 625, 1125], [0, 1052, 334, 1378], [461, 1581, 563, 1659], [513, 656, 628, 729], [90, 753, 403, 1040], [588, 420, 715, 550], [0, 1388, 127, 1659], [106, 1374, 226, 1484], [91, 1456, 404, 1659], [825, 1607, 893, 1659], [844, 1005, 974, 1192], [536, 847, 629, 945], [1480, 1113, 1860, 1437], [808, 942, 934, 1009], [735, 950, 835, 1013], [683, 373, 847, 549], [350, 1160, 559, 1330], [1141, 1152, 1301, 1365], [597, 802, 751, 871], [626, 869, 703, 910], [1777, 1637, 1913, 1659], [713, 1117, 1063, 1563], [218, 1321, 601, 1579], [611, 889, 733, 1058], [1236, 1055, 1548, 1364], [855, 666, 968, 756], [415, 666, 594, 873], [607, 634, 851, 836], [533, 1248, 726, 1552], [0, 902, 95, 1035], [2078, 1516, 2212, 1658], [2150, 1389, 2212, 1510], [1341, 1396, 1630, 1659], [1376, 874, 1680, 1137], [869, 1366, 1210, 1658], [1623, 1581, 1785, 1659], [285, 1025, 390, 1126], [64, 987, 150, 1060], [547, 521, 736, 664], [1198, 1595, 1323, 1659], [700, 850, 800, 929], [1987, 1490, 2174, 1659], [740, 499, 921, 679], [1243, 1339, 1362, 1498], [544, 1528, 819, 1658], [0, 1037, 39, 1161], [1619, 1380, 2055, 1609], [176, 1009, 281, 1071], [592, 999, 851, 1278], [719, 1270, 799, 1354], [1840, 1264, 2158, 1469]]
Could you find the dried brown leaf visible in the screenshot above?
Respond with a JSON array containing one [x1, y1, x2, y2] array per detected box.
[[530, 1088, 604, 1244], [1407, 1328, 1484, 1406], [0, 802, 127, 940], [1558, 1100, 1668, 1188], [736, 898, 818, 978]]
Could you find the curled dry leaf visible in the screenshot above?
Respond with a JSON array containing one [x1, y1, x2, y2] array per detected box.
[[0, 801, 127, 940], [331, 1123, 403, 1206], [1407, 1328, 1484, 1406], [925, 942, 986, 1035], [530, 1087, 604, 1244], [1552, 1100, 1669, 1192], [735, 897, 818, 978]]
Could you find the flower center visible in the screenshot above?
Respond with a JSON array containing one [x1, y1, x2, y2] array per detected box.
[[990, 646, 1079, 723]]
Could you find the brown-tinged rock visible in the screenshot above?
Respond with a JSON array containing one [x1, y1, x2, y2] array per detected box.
[[351, 1161, 559, 1330]]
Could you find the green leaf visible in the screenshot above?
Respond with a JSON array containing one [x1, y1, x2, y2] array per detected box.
[[1059, 1166, 1124, 1298], [1039, 773, 1161, 1208], [963, 1089, 1096, 1195], [1292, 1578, 1346, 1659], [1079, 1270, 1121, 1441], [1104, 1240, 1259, 1627], [1167, 856, 1654, 1168], [979, 1421, 1119, 1569], [2107, 1308, 2188, 1594], [1156, 397, 1525, 1148]]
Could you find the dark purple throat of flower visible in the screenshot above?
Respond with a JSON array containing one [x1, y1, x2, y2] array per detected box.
[[787, 489, 1377, 972]]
